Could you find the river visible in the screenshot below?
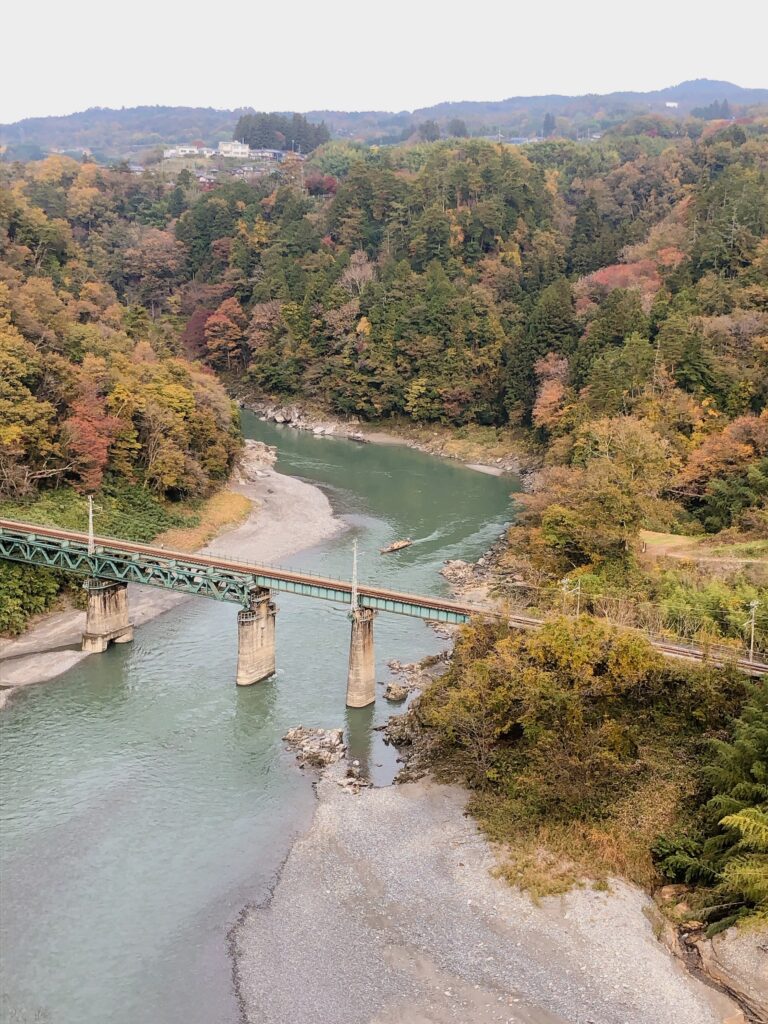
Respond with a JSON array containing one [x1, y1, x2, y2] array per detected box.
[[0, 414, 518, 1024]]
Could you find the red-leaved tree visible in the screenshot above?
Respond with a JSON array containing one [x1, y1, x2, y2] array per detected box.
[[62, 393, 119, 492]]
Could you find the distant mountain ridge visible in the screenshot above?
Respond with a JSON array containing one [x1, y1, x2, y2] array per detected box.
[[0, 106, 244, 162], [408, 79, 768, 117], [2, 79, 767, 160]]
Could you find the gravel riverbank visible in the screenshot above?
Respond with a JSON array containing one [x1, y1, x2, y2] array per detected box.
[[233, 768, 740, 1024], [0, 441, 343, 704]]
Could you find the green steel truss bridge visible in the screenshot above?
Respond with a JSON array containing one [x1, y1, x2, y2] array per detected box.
[[0, 518, 475, 624], [1, 518, 765, 685]]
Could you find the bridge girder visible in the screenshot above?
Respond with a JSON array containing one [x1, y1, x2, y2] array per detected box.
[[0, 533, 260, 606], [0, 527, 471, 624]]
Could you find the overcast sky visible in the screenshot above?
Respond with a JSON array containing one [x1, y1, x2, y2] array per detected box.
[[2, 0, 767, 123]]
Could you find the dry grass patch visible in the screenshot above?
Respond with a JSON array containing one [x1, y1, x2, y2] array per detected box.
[[154, 491, 252, 552], [471, 767, 695, 898], [640, 530, 768, 566]]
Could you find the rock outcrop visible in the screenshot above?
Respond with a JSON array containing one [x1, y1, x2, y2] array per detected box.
[[234, 439, 278, 483], [283, 726, 346, 769], [383, 681, 409, 702], [245, 400, 364, 440], [692, 928, 767, 1022]]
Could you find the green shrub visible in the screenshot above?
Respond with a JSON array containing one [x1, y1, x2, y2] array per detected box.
[[0, 482, 198, 634], [0, 481, 195, 543], [416, 616, 747, 887], [421, 616, 744, 811], [0, 563, 65, 635]]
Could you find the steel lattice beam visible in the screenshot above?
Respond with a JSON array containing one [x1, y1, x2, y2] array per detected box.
[[0, 525, 472, 623]]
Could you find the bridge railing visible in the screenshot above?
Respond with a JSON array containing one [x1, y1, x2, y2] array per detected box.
[[0, 520, 352, 585]]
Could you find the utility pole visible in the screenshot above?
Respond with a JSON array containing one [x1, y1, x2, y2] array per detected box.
[[88, 495, 95, 556], [746, 600, 759, 663], [560, 577, 581, 616], [351, 538, 358, 612]]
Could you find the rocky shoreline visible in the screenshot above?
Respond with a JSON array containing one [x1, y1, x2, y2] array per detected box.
[[373, 653, 767, 1022], [256, 681, 763, 1024], [233, 721, 741, 1024], [239, 396, 534, 479]]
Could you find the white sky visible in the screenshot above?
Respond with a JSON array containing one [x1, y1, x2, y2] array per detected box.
[[2, 0, 767, 123]]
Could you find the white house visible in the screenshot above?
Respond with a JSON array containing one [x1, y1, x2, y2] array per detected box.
[[164, 144, 216, 159], [218, 140, 252, 159]]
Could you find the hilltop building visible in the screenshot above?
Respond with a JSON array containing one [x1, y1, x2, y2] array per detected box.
[[218, 140, 251, 159], [163, 145, 215, 158]]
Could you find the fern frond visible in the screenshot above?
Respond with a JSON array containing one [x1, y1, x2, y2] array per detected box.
[[660, 853, 718, 885], [719, 807, 768, 852], [719, 854, 768, 907]]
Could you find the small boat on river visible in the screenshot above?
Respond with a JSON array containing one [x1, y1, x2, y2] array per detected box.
[[380, 538, 413, 554]]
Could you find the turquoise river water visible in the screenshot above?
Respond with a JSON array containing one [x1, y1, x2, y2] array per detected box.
[[0, 413, 518, 1024]]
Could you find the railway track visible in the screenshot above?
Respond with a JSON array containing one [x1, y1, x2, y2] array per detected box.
[[1, 518, 765, 675]]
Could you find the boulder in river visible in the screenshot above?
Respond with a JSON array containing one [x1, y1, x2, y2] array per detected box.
[[383, 682, 409, 702], [440, 559, 475, 587], [283, 726, 346, 769]]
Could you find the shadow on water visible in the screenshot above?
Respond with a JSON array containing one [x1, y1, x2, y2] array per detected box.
[[0, 414, 518, 1024], [345, 702, 403, 787]]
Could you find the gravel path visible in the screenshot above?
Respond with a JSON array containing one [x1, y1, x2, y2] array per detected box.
[[234, 772, 738, 1024]]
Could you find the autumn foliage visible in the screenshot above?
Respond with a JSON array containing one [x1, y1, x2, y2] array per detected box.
[[0, 156, 241, 501], [62, 394, 119, 493]]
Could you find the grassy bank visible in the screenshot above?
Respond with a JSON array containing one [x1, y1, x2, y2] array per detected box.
[[153, 491, 252, 550]]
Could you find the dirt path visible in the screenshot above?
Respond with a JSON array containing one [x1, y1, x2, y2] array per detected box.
[[639, 530, 767, 567]]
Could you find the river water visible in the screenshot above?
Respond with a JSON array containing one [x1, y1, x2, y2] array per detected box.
[[0, 414, 518, 1024]]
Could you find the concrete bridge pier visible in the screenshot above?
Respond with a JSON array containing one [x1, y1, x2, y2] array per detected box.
[[81, 578, 134, 653], [346, 607, 376, 708], [236, 588, 276, 686]]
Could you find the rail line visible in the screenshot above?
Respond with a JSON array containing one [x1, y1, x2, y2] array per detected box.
[[0, 518, 765, 674]]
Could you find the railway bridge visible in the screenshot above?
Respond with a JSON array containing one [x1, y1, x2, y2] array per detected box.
[[1, 518, 764, 705], [0, 518, 477, 707]]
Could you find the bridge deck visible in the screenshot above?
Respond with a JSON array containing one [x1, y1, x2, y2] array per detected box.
[[0, 518, 477, 624], [1, 518, 765, 674]]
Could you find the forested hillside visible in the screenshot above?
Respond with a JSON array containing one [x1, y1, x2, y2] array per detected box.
[[3, 80, 767, 159], [171, 118, 767, 647], [0, 106, 240, 162], [178, 124, 766, 427], [2, 116, 765, 640], [0, 156, 241, 629]]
